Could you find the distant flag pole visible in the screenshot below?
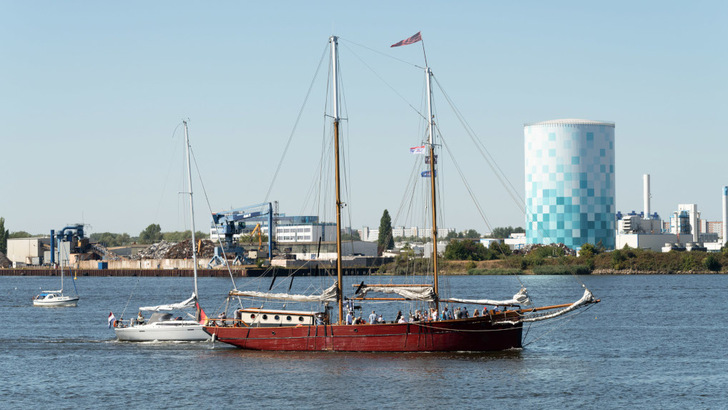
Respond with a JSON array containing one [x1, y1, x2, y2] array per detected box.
[[390, 31, 427, 66]]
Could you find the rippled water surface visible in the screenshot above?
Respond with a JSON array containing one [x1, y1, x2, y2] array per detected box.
[[2, 274, 725, 409]]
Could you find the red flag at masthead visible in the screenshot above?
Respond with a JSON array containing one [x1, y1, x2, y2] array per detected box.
[[390, 32, 422, 47]]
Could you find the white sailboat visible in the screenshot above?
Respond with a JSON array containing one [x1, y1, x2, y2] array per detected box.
[[33, 239, 79, 307], [114, 120, 209, 342]]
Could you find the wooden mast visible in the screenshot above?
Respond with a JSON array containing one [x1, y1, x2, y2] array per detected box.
[[425, 66, 439, 313], [330, 36, 344, 325]]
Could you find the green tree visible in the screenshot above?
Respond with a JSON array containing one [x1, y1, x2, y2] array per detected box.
[[90, 232, 132, 247], [163, 231, 208, 242], [462, 229, 481, 239], [377, 209, 394, 255], [703, 254, 722, 272], [8, 231, 33, 239], [0, 217, 8, 254], [139, 224, 163, 244], [490, 226, 525, 239], [443, 239, 493, 261]]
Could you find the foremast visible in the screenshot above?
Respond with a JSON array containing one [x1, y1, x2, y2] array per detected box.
[[330, 36, 344, 325], [183, 120, 199, 301]]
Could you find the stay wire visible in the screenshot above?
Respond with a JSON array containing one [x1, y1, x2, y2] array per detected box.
[[432, 75, 525, 214], [264, 43, 329, 203]]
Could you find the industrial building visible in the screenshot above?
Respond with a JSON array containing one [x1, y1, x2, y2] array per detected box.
[[615, 176, 726, 252], [524, 119, 616, 250]]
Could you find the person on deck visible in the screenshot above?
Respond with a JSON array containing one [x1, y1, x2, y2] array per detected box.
[[368, 310, 377, 324], [346, 310, 354, 325]]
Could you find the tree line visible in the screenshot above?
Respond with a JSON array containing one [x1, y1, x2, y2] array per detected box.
[[0, 218, 207, 252]]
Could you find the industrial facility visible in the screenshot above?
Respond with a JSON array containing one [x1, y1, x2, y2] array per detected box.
[[616, 176, 726, 252]]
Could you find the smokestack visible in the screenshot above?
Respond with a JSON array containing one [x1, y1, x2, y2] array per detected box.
[[723, 186, 727, 245], [643, 174, 650, 219]]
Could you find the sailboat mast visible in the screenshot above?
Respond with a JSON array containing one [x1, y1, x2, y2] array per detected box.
[[183, 120, 199, 300], [330, 36, 344, 325], [425, 66, 440, 311]]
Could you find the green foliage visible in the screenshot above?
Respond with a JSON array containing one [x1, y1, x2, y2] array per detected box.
[[139, 224, 163, 244], [0, 217, 7, 254], [467, 268, 522, 275], [489, 241, 512, 257], [443, 240, 494, 261], [377, 210, 394, 255], [90, 232, 132, 247], [461, 229, 481, 239], [465, 260, 477, 271], [579, 243, 598, 258], [163, 231, 208, 242], [611, 249, 627, 269], [681, 253, 700, 271], [703, 254, 722, 272], [8, 231, 33, 238], [489, 226, 525, 239], [532, 265, 592, 275]]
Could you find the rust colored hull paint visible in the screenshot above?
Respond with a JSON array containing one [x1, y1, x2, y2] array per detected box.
[[204, 317, 522, 352]]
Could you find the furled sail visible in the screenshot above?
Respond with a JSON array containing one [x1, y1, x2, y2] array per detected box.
[[522, 288, 596, 322], [447, 287, 532, 306], [355, 285, 437, 301], [139, 293, 196, 312], [229, 283, 339, 303]]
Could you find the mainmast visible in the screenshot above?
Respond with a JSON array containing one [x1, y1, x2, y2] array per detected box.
[[425, 66, 440, 312], [330, 36, 344, 325], [183, 120, 199, 300]]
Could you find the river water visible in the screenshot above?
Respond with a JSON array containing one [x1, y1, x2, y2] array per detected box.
[[1, 274, 725, 409]]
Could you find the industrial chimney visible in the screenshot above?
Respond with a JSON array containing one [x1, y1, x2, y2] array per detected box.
[[643, 174, 650, 219]]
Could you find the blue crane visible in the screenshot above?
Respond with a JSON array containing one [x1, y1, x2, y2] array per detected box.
[[210, 202, 275, 265]]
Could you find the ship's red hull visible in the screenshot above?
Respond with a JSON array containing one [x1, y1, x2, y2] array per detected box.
[[204, 316, 522, 352]]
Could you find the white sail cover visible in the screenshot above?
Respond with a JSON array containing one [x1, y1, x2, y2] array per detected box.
[[139, 293, 196, 312], [447, 287, 532, 306], [229, 283, 339, 303], [356, 285, 436, 301], [522, 288, 595, 322]]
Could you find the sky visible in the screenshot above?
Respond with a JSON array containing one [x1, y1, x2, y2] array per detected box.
[[1, 1, 726, 237]]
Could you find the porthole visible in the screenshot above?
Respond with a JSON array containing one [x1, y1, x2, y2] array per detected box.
[[262, 314, 268, 320], [250, 314, 256, 319], [274, 315, 280, 320], [286, 316, 292, 321], [298, 316, 304, 322]]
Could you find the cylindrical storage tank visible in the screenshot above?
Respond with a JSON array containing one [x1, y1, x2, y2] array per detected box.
[[524, 119, 616, 250]]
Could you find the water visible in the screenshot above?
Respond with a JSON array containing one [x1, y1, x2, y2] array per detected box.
[[1, 274, 726, 409]]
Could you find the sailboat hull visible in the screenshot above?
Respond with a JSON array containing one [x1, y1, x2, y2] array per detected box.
[[205, 316, 522, 352], [115, 321, 209, 342], [32, 295, 79, 307]]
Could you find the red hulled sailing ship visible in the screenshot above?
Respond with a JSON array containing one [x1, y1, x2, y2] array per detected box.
[[203, 34, 598, 352]]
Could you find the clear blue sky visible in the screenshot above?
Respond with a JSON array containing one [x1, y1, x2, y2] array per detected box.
[[1, 1, 726, 237]]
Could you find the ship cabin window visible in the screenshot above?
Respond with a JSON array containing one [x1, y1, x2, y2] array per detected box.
[[286, 316, 292, 321], [298, 316, 304, 322], [274, 315, 280, 321], [262, 314, 268, 320], [250, 314, 256, 319]]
